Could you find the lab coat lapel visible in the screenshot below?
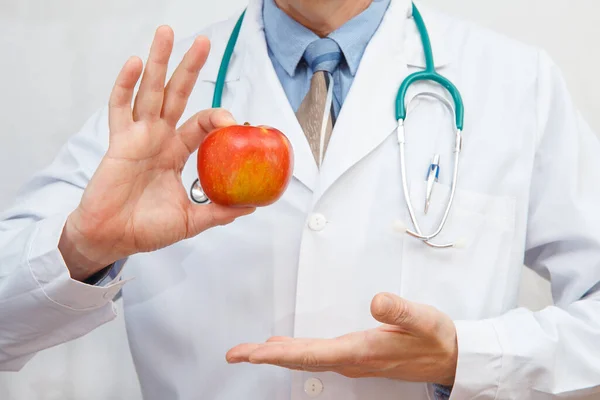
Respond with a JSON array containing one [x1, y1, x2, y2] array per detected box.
[[223, 0, 318, 192], [196, 0, 451, 195], [313, 0, 451, 204]]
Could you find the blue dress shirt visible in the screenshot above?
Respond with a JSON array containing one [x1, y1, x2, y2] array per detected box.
[[263, 0, 391, 119]]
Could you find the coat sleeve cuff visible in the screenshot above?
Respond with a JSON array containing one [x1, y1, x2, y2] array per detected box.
[[86, 258, 128, 287], [449, 319, 503, 399], [27, 213, 129, 311]]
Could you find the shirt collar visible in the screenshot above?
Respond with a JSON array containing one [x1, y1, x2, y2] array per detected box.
[[263, 0, 391, 77], [263, 0, 318, 77], [329, 0, 391, 75]]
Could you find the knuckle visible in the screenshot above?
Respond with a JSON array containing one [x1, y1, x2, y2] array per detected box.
[[354, 333, 374, 366], [392, 300, 412, 325], [196, 111, 213, 132], [183, 62, 199, 75], [300, 351, 319, 369], [356, 350, 375, 367], [174, 85, 192, 101], [108, 98, 120, 109]]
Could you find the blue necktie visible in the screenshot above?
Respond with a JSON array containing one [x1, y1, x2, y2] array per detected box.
[[296, 38, 342, 167], [304, 37, 342, 75]]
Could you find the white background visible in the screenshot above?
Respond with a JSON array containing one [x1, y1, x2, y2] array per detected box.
[[0, 0, 597, 398]]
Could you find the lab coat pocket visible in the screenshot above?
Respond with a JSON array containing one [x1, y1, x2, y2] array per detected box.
[[399, 180, 516, 320]]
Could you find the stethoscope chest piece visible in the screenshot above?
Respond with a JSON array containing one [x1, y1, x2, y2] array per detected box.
[[190, 179, 211, 204]]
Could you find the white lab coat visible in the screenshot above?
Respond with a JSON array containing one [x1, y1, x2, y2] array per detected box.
[[1, 0, 600, 398]]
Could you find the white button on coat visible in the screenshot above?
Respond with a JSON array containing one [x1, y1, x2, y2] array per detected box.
[[308, 213, 327, 231], [304, 378, 324, 397]]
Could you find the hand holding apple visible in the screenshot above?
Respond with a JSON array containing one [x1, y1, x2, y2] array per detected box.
[[197, 123, 294, 207], [59, 28, 256, 282]]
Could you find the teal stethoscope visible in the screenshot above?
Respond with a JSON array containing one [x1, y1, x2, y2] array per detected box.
[[191, 2, 465, 249]]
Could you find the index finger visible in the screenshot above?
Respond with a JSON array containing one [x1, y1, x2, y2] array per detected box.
[[235, 338, 359, 368]]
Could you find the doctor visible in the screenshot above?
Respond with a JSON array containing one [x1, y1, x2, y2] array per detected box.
[[1, 0, 600, 398]]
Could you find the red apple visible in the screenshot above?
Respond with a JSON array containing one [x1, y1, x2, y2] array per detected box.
[[197, 123, 294, 207]]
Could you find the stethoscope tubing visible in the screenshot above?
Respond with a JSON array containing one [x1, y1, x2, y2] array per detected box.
[[398, 91, 462, 248], [197, 2, 465, 250]]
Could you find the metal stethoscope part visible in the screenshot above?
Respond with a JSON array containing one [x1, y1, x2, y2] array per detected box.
[[190, 2, 465, 249], [398, 91, 462, 249], [190, 179, 211, 204]]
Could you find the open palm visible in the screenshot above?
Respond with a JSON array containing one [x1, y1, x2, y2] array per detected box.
[[64, 27, 254, 275]]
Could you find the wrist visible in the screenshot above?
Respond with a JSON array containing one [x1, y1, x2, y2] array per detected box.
[[436, 353, 457, 387], [435, 321, 458, 386], [58, 212, 119, 281]]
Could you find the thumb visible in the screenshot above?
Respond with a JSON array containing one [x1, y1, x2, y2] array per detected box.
[[370, 292, 432, 334], [178, 108, 237, 155]]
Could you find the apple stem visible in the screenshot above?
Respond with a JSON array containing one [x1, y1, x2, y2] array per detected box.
[[244, 122, 250, 126]]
